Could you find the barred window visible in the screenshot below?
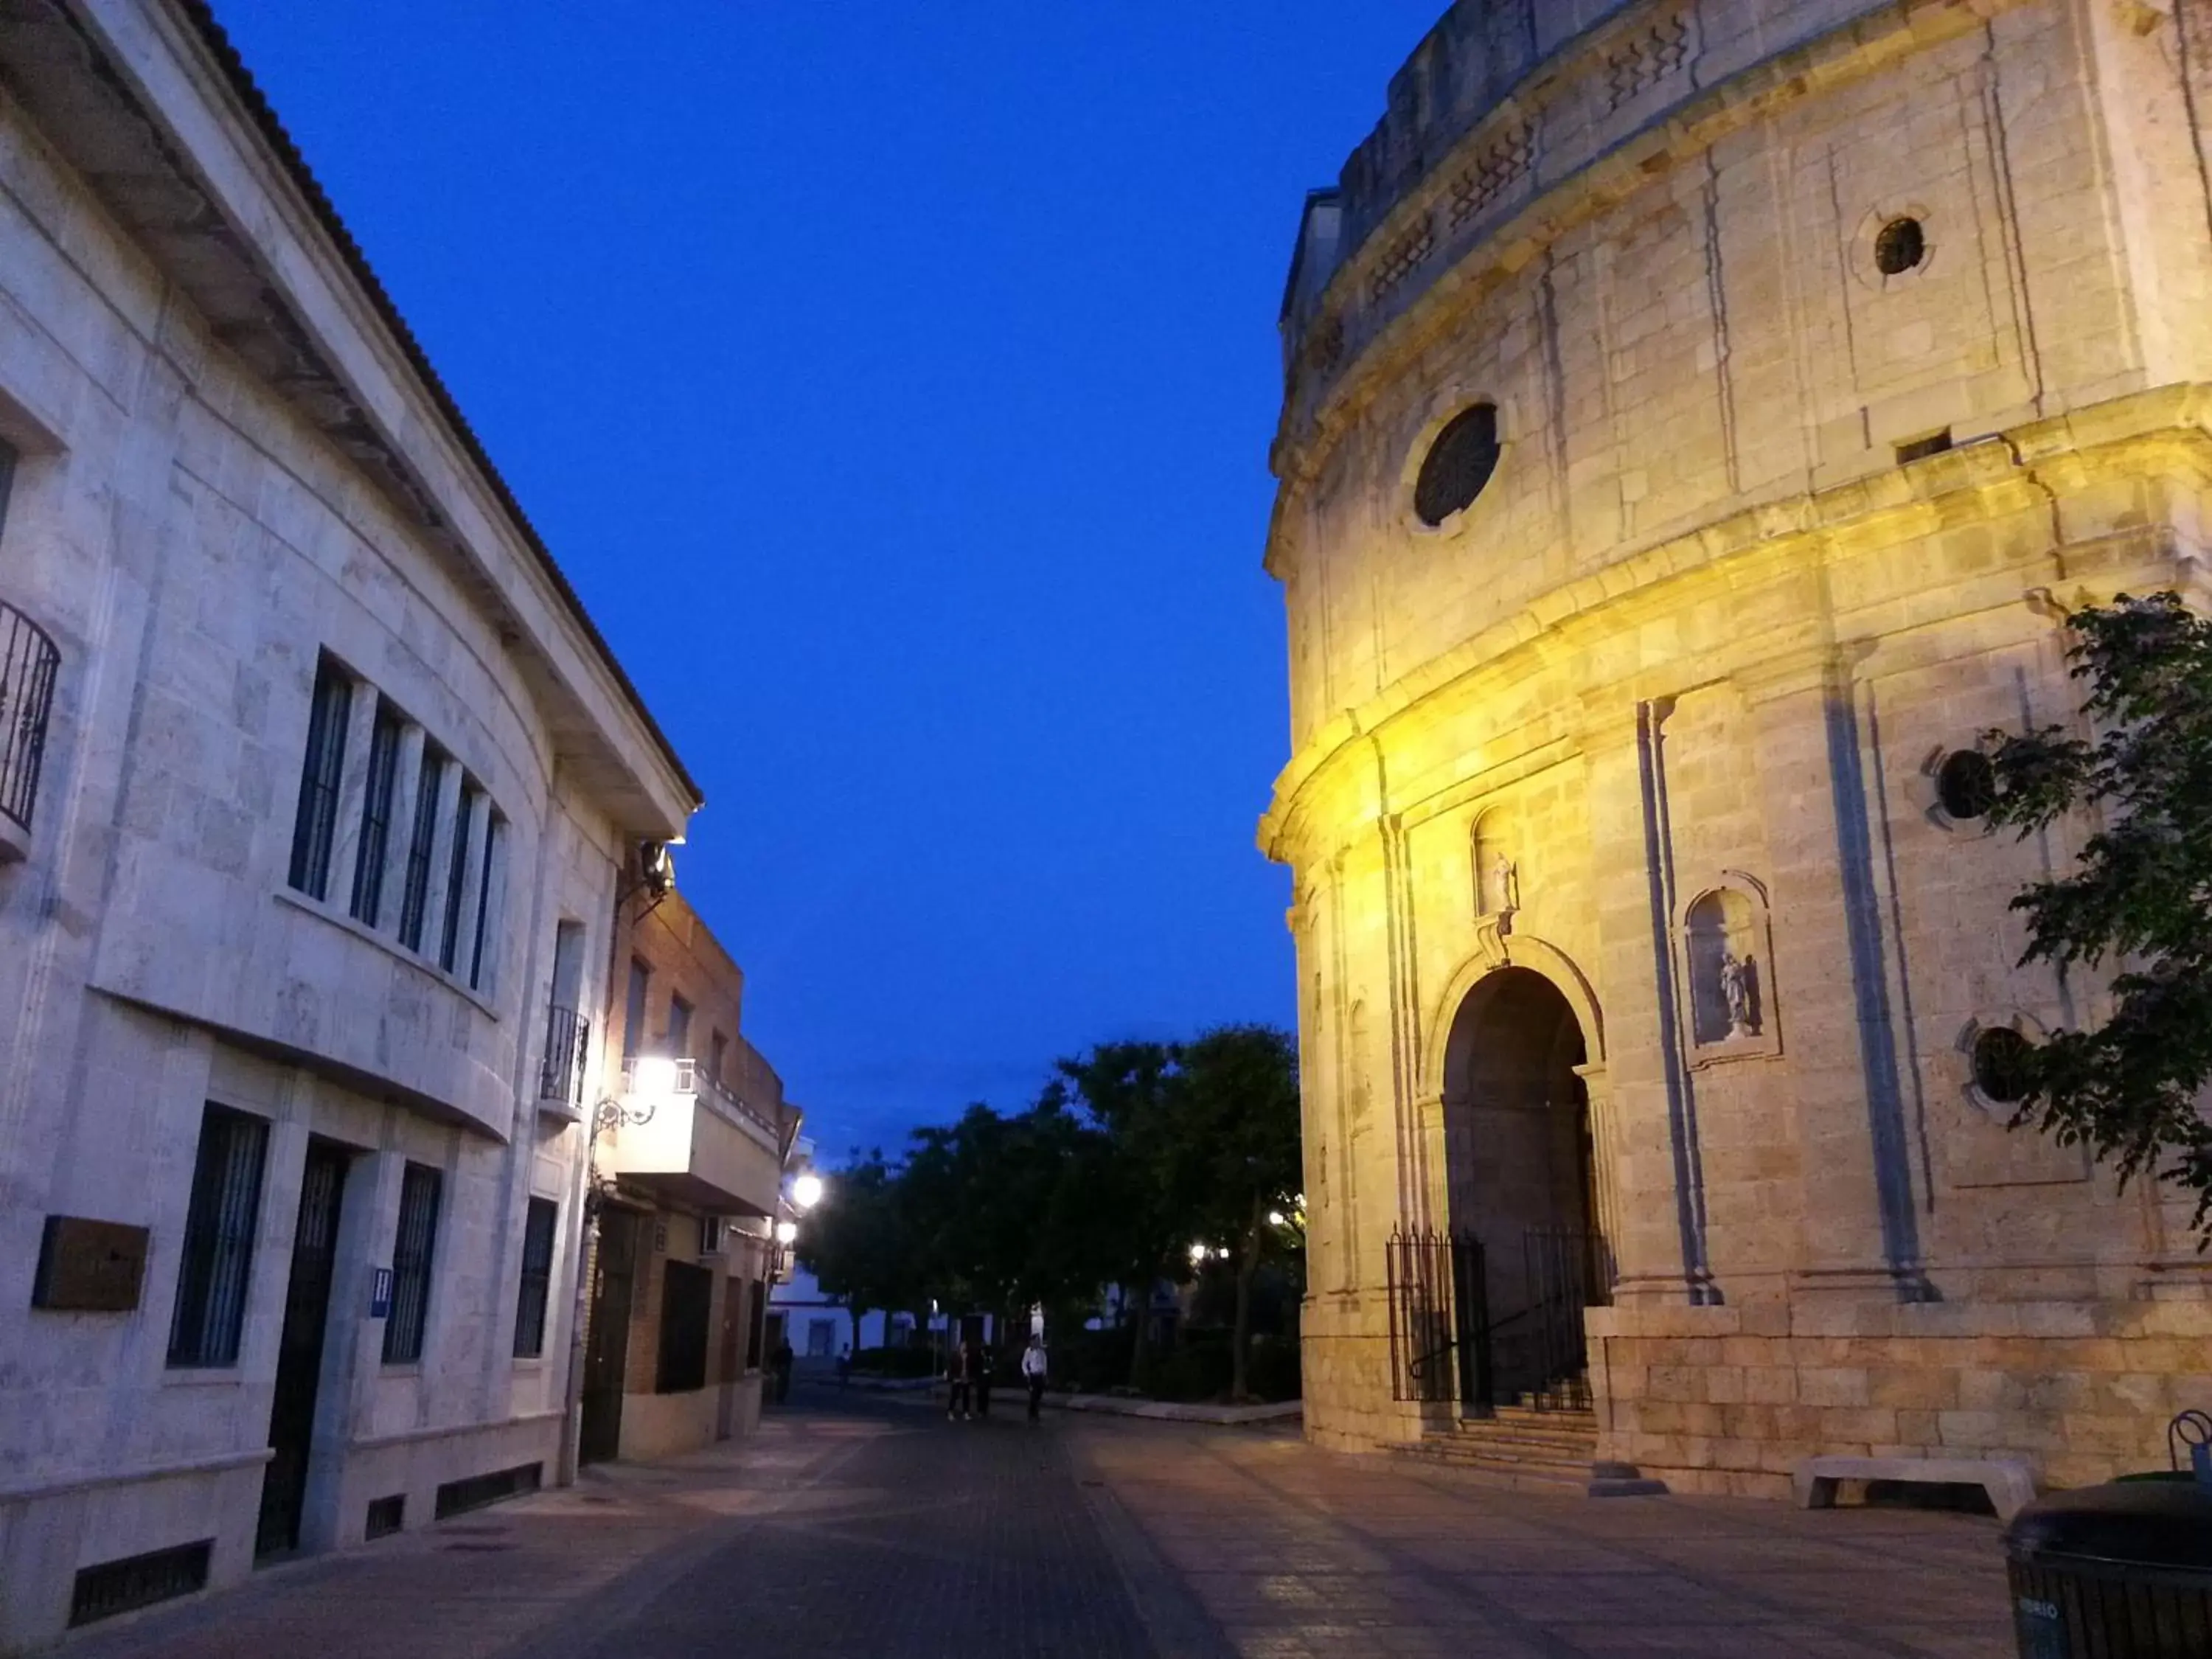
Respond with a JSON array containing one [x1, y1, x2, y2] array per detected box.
[[512, 1197, 557, 1359], [286, 658, 352, 899], [349, 701, 403, 926], [397, 748, 445, 952], [438, 785, 478, 973], [383, 1163, 442, 1365], [469, 814, 505, 992], [168, 1107, 269, 1367], [1413, 403, 1501, 527]]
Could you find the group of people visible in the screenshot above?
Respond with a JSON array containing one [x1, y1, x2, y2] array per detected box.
[[945, 1333, 1051, 1423]]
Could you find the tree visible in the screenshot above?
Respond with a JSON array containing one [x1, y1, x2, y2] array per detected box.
[[1164, 1026, 1302, 1400], [794, 1150, 914, 1349], [1051, 1042, 1187, 1390], [1985, 591, 2212, 1240]]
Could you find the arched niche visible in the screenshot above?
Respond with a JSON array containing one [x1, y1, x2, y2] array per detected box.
[[1676, 872, 1779, 1062]]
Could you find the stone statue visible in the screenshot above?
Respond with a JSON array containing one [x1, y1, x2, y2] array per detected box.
[[1720, 952, 1755, 1039], [1492, 854, 1519, 914]]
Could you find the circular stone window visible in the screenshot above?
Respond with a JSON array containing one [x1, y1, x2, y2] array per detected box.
[[1936, 750, 1998, 822], [1413, 403, 1502, 528], [1874, 217, 1927, 276], [1971, 1026, 2034, 1106]]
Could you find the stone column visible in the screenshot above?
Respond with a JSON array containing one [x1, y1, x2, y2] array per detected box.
[[1736, 647, 1927, 1298], [1581, 695, 1713, 1305]]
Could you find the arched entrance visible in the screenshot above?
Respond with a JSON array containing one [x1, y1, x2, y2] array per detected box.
[[1441, 966, 1610, 1408]]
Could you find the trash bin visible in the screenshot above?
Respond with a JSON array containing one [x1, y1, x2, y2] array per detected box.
[[2003, 1480, 2212, 1657]]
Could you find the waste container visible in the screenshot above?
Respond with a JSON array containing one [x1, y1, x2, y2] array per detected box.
[[2003, 1480, 2212, 1657]]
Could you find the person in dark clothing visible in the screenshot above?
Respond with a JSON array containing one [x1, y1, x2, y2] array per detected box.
[[771, 1338, 794, 1404], [945, 1339, 972, 1420], [975, 1342, 994, 1418]]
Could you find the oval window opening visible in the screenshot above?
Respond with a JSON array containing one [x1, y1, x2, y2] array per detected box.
[[1972, 1026, 2034, 1105], [1875, 217, 1926, 276], [1414, 403, 1501, 528], [1936, 750, 1997, 821]]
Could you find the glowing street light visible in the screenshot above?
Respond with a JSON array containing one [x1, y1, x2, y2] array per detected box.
[[628, 1054, 680, 1107], [775, 1220, 798, 1247], [791, 1172, 824, 1211], [1267, 1211, 1287, 1227]]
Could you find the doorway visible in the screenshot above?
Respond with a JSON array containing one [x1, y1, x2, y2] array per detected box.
[[579, 1208, 641, 1465], [1440, 967, 1608, 1407], [257, 1138, 352, 1559]]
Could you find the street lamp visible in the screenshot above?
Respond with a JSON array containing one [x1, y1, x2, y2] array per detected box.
[[775, 1220, 799, 1247], [791, 1172, 824, 1211]]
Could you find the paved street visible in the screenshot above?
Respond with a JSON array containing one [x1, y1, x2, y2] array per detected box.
[[66, 1388, 2014, 1658]]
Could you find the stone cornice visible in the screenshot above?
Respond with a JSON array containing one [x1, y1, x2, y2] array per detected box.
[[0, 0, 701, 837], [1267, 0, 2024, 570], [1255, 384, 2212, 864]]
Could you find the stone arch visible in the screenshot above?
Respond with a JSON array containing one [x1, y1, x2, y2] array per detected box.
[[1422, 933, 1604, 1099]]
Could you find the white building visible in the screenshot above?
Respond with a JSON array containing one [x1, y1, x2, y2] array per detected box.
[[0, 1, 697, 1647]]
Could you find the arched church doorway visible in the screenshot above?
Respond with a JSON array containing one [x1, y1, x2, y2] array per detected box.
[[1440, 966, 1610, 1409]]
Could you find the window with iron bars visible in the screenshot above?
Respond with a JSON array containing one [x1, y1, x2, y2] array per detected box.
[[348, 700, 403, 925], [512, 1197, 557, 1358], [286, 658, 352, 900], [396, 746, 445, 951], [383, 1163, 442, 1364], [438, 785, 477, 973], [167, 1106, 269, 1368]]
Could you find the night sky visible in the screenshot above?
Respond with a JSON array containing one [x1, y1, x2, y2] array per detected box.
[[211, 1, 1447, 1158]]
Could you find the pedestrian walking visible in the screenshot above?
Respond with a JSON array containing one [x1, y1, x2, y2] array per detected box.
[[1022, 1334, 1048, 1423], [945, 1338, 972, 1421], [837, 1343, 852, 1388], [975, 1340, 994, 1419]]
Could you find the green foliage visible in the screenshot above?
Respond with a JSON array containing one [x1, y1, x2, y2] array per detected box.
[[1983, 592, 2212, 1239]]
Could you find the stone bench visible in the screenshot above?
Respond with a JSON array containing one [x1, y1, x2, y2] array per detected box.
[[1792, 1455, 2037, 1521]]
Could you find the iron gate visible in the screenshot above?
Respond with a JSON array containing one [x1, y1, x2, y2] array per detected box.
[[1385, 1226, 1490, 1412]]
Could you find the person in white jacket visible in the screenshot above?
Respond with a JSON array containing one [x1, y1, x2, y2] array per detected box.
[[1021, 1335, 1048, 1423]]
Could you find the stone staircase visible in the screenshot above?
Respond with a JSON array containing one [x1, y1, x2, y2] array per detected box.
[[1387, 1405, 1616, 1494]]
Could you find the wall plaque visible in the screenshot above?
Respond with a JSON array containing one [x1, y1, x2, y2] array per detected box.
[[32, 1216, 150, 1312]]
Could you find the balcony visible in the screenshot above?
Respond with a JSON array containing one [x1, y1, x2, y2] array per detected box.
[[0, 599, 59, 863], [538, 1005, 588, 1118], [606, 1057, 782, 1216]]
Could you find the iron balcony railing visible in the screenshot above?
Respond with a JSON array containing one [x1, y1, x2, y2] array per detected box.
[[539, 1006, 589, 1106], [0, 599, 59, 837]]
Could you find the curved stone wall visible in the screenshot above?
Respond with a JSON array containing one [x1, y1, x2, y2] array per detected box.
[[1266, 0, 2212, 1493]]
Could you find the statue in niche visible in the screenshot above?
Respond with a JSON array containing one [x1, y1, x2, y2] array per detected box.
[[1472, 810, 1520, 917], [1687, 887, 1762, 1046], [1492, 854, 1520, 914]]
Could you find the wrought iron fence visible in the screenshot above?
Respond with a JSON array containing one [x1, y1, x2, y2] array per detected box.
[[1384, 1225, 1490, 1411], [538, 1005, 588, 1106], [0, 599, 59, 836], [1517, 1225, 1610, 1412]]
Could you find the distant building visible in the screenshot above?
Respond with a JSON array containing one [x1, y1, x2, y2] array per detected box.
[[769, 1267, 916, 1366], [0, 1, 698, 1646], [1266, 0, 2212, 1495], [579, 888, 796, 1461]]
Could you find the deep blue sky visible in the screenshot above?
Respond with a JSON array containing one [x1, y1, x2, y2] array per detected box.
[[215, 1, 1443, 1158]]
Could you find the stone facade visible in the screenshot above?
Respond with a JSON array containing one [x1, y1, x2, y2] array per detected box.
[[1262, 0, 2212, 1497], [0, 1, 698, 1648]]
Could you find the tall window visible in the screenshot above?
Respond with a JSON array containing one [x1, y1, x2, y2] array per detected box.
[[512, 1198, 557, 1359], [709, 1030, 728, 1088], [397, 748, 445, 951], [668, 995, 693, 1059], [622, 959, 651, 1060], [349, 700, 403, 925], [468, 814, 505, 992], [287, 658, 352, 899], [656, 1260, 712, 1393], [383, 1163, 442, 1364], [438, 785, 478, 973], [168, 1106, 269, 1367]]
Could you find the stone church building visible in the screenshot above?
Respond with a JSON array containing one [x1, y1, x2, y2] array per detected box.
[[1263, 0, 2212, 1495]]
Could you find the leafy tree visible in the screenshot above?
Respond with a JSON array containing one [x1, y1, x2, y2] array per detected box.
[[1985, 591, 2212, 1239], [794, 1150, 915, 1347], [1164, 1026, 1302, 1399]]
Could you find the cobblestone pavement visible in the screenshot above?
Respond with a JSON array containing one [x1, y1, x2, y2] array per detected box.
[[64, 1388, 2014, 1658]]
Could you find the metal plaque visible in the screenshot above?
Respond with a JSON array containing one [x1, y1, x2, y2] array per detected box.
[[369, 1267, 393, 1318], [32, 1216, 149, 1312]]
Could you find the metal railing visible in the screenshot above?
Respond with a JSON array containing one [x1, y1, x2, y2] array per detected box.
[[616, 1055, 782, 1144], [538, 1006, 588, 1106], [0, 599, 59, 836], [1486, 1226, 1610, 1413], [1385, 1225, 1490, 1413]]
